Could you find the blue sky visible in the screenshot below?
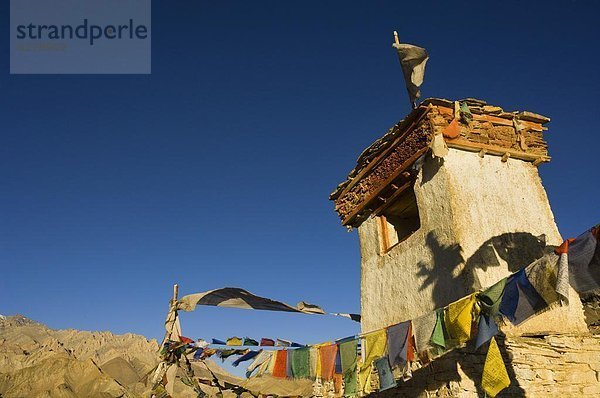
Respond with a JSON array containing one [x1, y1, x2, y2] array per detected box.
[[1, 0, 598, 370]]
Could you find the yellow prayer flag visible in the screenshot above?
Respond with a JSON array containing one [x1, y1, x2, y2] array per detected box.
[[358, 329, 387, 394], [316, 347, 322, 377], [482, 337, 510, 397], [314, 342, 329, 378], [226, 337, 243, 346], [445, 294, 478, 345]]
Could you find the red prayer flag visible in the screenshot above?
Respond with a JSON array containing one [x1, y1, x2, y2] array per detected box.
[[319, 344, 338, 380], [273, 349, 288, 378], [406, 323, 416, 362], [443, 118, 460, 139], [555, 238, 576, 255], [333, 373, 343, 394], [179, 335, 194, 344], [260, 338, 275, 346]]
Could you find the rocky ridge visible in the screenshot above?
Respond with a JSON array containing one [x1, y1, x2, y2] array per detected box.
[[0, 314, 242, 398]]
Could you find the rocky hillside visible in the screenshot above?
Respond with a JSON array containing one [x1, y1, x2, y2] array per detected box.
[[0, 315, 244, 398], [0, 314, 159, 397]]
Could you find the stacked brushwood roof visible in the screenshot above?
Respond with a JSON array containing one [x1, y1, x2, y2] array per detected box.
[[330, 98, 551, 227]]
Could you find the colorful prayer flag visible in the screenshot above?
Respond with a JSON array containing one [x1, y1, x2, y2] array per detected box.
[[475, 314, 498, 349], [359, 330, 387, 394], [445, 294, 477, 345], [565, 230, 600, 293], [386, 321, 411, 368], [272, 349, 288, 378], [178, 335, 194, 344], [431, 309, 447, 350], [339, 338, 358, 396], [479, 278, 507, 317], [481, 337, 510, 397], [319, 344, 338, 380], [412, 311, 437, 355], [246, 350, 270, 378], [227, 337, 243, 346], [309, 347, 318, 379], [232, 350, 259, 367], [375, 357, 396, 391], [291, 347, 311, 379], [499, 269, 547, 325]]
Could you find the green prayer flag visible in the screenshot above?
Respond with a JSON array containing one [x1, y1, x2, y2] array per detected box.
[[291, 347, 311, 379], [480, 278, 507, 317], [339, 339, 358, 396], [431, 309, 446, 348], [459, 101, 473, 124]]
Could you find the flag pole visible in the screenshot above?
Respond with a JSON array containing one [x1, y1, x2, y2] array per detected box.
[[393, 30, 400, 46], [172, 284, 179, 303], [393, 31, 414, 108]]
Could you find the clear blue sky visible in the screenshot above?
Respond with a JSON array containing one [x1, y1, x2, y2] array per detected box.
[[1, 0, 598, 359]]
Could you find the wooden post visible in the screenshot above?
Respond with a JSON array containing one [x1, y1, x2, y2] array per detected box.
[[533, 157, 544, 167], [172, 284, 179, 303]]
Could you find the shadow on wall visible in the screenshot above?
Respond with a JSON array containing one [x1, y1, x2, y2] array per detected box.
[[416, 231, 551, 307], [464, 232, 551, 290], [400, 230, 552, 397], [415, 232, 469, 308]]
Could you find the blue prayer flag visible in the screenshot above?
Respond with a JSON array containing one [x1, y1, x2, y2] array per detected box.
[[475, 315, 498, 349], [499, 269, 547, 325]]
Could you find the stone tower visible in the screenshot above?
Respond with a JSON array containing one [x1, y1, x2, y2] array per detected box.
[[330, 98, 598, 396]]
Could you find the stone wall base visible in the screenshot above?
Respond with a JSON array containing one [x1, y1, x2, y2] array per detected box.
[[372, 334, 600, 398]]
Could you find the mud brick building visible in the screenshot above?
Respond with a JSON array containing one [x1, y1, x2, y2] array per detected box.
[[330, 98, 600, 397]]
